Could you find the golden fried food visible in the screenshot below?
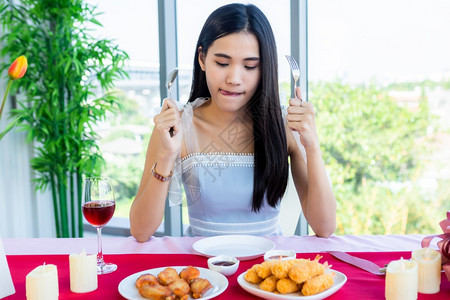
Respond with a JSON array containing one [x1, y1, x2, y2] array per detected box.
[[135, 267, 214, 299], [244, 256, 334, 296], [301, 272, 334, 296], [179, 266, 200, 283], [168, 278, 190, 298], [255, 260, 276, 279], [138, 284, 176, 300], [271, 259, 300, 279], [190, 278, 212, 299], [288, 258, 325, 284], [244, 266, 263, 284], [158, 267, 180, 286], [276, 278, 300, 294], [136, 273, 159, 288], [259, 275, 278, 292]]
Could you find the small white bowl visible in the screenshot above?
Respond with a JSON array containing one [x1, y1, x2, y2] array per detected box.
[[264, 249, 296, 261], [207, 255, 240, 276]]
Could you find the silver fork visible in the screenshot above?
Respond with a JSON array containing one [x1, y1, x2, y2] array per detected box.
[[285, 54, 300, 100]]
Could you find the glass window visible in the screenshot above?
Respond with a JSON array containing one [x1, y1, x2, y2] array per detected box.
[[85, 0, 159, 221], [309, 0, 450, 234], [80, 0, 450, 237]]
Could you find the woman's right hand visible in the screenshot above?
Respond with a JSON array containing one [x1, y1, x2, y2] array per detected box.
[[130, 98, 182, 242], [153, 98, 183, 156]]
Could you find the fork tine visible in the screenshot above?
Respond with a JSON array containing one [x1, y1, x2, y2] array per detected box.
[[284, 55, 296, 69], [285, 54, 299, 70], [285, 54, 300, 78], [285, 54, 301, 99]]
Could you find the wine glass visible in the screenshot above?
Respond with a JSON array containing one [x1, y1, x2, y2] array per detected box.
[[82, 177, 117, 274]]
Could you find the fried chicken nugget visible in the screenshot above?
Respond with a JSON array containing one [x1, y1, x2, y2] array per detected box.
[[158, 267, 180, 285], [190, 278, 212, 299], [301, 272, 334, 296], [271, 260, 297, 279], [259, 275, 278, 292], [179, 266, 200, 283], [255, 260, 276, 279], [168, 278, 190, 298], [276, 278, 300, 294], [136, 273, 159, 288], [138, 284, 176, 300], [244, 266, 263, 284], [288, 259, 325, 284]]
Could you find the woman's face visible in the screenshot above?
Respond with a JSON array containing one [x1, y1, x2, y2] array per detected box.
[[199, 31, 261, 113]]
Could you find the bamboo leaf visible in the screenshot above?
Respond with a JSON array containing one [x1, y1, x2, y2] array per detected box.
[[0, 116, 21, 141]]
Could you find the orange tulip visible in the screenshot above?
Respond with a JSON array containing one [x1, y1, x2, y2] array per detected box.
[[1, 55, 28, 125], [8, 55, 28, 80]]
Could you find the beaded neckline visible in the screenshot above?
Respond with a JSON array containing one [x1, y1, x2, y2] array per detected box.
[[181, 152, 254, 162]]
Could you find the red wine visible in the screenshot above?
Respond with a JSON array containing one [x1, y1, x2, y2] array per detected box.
[[82, 200, 115, 227]]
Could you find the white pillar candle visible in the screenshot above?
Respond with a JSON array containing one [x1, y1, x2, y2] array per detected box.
[[385, 258, 418, 300], [26, 263, 59, 300], [411, 247, 441, 294], [69, 249, 98, 293]]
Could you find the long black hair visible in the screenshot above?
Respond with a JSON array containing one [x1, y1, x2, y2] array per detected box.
[[188, 3, 289, 212]]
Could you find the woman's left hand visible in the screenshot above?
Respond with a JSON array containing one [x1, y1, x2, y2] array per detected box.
[[286, 87, 320, 149]]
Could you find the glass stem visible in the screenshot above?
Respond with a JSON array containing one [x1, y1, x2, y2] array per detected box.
[[97, 227, 105, 268]]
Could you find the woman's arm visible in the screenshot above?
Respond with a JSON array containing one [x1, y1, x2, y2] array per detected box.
[[129, 99, 182, 242], [285, 92, 336, 237]]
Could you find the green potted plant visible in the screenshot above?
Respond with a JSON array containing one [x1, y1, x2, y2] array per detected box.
[[0, 0, 129, 237]]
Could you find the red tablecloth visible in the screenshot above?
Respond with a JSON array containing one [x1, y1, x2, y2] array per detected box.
[[5, 252, 450, 299]]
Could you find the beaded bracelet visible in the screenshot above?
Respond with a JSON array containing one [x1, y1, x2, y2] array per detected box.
[[151, 162, 173, 182]]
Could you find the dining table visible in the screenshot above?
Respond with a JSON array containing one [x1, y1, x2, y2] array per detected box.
[[3, 234, 450, 299]]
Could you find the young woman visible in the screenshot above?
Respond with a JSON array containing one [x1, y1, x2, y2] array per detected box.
[[130, 3, 336, 241]]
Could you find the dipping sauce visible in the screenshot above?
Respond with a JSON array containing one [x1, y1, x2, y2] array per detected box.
[[264, 250, 296, 261], [268, 255, 289, 260], [212, 261, 235, 266]]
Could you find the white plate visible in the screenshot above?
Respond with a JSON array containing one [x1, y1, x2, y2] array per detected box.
[[192, 235, 275, 261], [237, 269, 347, 300], [118, 266, 228, 300]]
